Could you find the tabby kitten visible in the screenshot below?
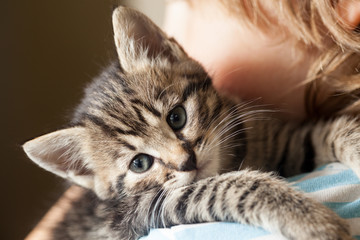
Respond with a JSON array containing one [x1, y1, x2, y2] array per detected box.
[[23, 7, 358, 240]]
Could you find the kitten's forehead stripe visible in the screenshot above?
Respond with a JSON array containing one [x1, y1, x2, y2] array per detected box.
[[118, 139, 136, 151], [85, 113, 143, 137], [182, 78, 212, 102], [133, 106, 147, 124], [105, 110, 135, 131], [114, 127, 141, 137], [109, 66, 135, 95], [130, 99, 161, 118], [115, 96, 126, 107], [85, 114, 117, 137], [111, 150, 122, 160]]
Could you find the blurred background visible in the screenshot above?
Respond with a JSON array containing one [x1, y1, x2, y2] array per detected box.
[[2, 0, 165, 239]]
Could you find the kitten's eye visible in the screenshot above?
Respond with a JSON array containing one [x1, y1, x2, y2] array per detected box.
[[129, 154, 154, 173], [167, 106, 187, 130]]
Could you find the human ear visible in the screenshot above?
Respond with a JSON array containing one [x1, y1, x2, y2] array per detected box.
[[336, 0, 360, 29]]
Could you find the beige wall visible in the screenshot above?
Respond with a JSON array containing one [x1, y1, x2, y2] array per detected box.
[[1, 1, 165, 239]]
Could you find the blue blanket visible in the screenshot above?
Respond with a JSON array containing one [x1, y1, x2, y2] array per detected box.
[[141, 163, 360, 239]]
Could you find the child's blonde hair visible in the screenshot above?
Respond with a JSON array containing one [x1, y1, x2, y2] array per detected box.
[[199, 0, 360, 119]]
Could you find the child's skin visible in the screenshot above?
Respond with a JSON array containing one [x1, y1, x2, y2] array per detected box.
[[26, 0, 360, 238], [164, 0, 360, 120]]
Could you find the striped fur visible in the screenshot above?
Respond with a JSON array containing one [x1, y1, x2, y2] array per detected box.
[[22, 7, 358, 240], [243, 116, 360, 178]]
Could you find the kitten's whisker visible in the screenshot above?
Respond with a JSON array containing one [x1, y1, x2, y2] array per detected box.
[[214, 115, 250, 140], [205, 103, 245, 133], [160, 188, 171, 228], [208, 129, 249, 152], [238, 158, 245, 171], [206, 115, 255, 149], [147, 188, 163, 229], [206, 98, 264, 130], [210, 102, 242, 121], [218, 143, 243, 150], [208, 106, 265, 140], [152, 190, 164, 228], [206, 103, 249, 136], [204, 121, 253, 155], [211, 108, 270, 143]]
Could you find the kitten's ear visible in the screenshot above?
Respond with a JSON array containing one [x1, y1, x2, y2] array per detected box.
[[112, 6, 187, 73], [23, 127, 94, 189]]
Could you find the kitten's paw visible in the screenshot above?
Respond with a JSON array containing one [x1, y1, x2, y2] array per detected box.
[[291, 204, 353, 240]]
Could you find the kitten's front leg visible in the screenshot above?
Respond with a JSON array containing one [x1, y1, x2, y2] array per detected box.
[[160, 170, 352, 240]]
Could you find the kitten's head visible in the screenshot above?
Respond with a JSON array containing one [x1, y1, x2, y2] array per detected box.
[[23, 7, 242, 199]]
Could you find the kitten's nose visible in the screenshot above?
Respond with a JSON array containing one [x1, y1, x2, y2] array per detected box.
[[179, 151, 197, 171]]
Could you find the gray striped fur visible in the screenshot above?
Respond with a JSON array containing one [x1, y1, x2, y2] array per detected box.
[[23, 7, 358, 240]]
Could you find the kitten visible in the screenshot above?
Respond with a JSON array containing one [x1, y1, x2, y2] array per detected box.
[[23, 7, 358, 240]]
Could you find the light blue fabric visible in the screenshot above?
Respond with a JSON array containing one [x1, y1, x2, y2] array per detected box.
[[141, 163, 360, 240]]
